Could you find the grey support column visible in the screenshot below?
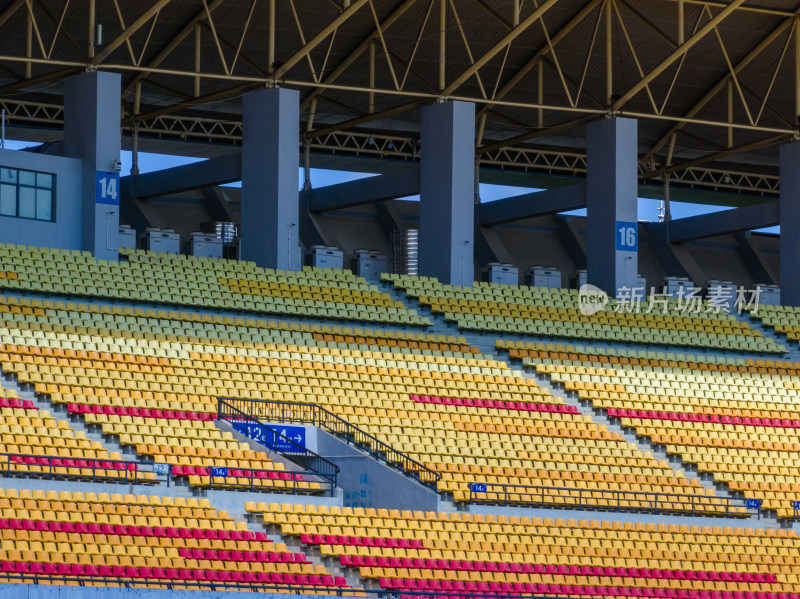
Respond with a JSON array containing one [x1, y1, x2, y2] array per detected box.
[[780, 142, 800, 306], [419, 101, 475, 287], [63, 71, 121, 261], [586, 117, 639, 297], [241, 87, 301, 270]]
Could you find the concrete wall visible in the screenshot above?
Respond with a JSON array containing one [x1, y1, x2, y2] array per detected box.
[[0, 476, 342, 519], [0, 149, 83, 250], [314, 429, 439, 511]]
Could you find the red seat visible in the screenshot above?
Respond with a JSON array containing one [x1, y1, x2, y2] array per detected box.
[[84, 564, 100, 577]]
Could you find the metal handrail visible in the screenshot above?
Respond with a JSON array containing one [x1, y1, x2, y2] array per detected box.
[[218, 398, 339, 486], [468, 482, 758, 518], [218, 397, 441, 490], [205, 465, 335, 496], [0, 452, 170, 486]]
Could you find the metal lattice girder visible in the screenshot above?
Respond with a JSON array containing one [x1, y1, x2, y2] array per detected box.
[[0, 99, 782, 198], [0, 2, 798, 146]]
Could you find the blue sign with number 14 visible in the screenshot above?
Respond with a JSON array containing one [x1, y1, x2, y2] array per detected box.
[[96, 172, 120, 205]]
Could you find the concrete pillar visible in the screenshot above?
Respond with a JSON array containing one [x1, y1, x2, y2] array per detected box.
[[419, 101, 475, 287], [241, 88, 301, 270], [586, 117, 639, 297], [63, 71, 121, 260], [780, 142, 800, 306]]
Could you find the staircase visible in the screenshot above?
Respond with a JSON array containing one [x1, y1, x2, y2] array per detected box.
[[380, 280, 499, 356], [0, 368, 136, 461], [218, 398, 339, 488], [246, 514, 363, 589], [738, 310, 800, 361], [519, 363, 785, 525], [219, 397, 440, 492]]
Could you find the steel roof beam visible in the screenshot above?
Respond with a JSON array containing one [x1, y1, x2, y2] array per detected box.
[[642, 12, 797, 164], [612, 0, 746, 111], [299, 0, 421, 114], [123, 0, 228, 98], [475, 0, 603, 118], [441, 0, 560, 97], [478, 183, 587, 226], [92, 0, 173, 66], [668, 201, 778, 243], [126, 153, 242, 199], [308, 167, 420, 212], [274, 0, 369, 80]]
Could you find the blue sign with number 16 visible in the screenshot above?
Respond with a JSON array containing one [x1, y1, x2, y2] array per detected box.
[[616, 221, 637, 251]]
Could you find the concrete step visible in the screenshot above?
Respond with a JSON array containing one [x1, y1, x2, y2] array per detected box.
[[528, 366, 720, 494], [245, 516, 363, 588], [0, 368, 136, 461], [520, 362, 785, 526], [738, 312, 800, 361]]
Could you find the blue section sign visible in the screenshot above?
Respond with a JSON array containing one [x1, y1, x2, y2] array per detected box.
[[235, 420, 306, 454], [210, 467, 228, 478], [616, 221, 638, 251], [153, 463, 170, 475], [267, 425, 306, 453], [793, 501, 800, 510], [96, 171, 120, 205], [746, 499, 762, 509], [471, 483, 487, 493]]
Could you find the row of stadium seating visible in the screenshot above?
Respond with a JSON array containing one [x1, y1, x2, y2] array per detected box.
[[749, 304, 800, 348], [248, 502, 800, 597], [0, 244, 429, 325], [0, 489, 348, 588], [0, 295, 721, 508], [384, 274, 785, 353], [1, 486, 796, 594], [0, 381, 156, 483], [4, 243, 794, 354], [508, 341, 800, 518]]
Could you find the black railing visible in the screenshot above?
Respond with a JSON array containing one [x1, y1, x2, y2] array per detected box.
[[468, 483, 758, 519], [206, 466, 335, 496], [218, 398, 339, 490], [0, 453, 170, 486], [218, 397, 441, 490]]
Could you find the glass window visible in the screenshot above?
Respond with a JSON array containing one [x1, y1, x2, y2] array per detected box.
[[18, 186, 35, 218], [35, 189, 52, 221], [0, 184, 15, 216], [36, 173, 53, 189], [0, 166, 55, 221], [18, 170, 35, 187]]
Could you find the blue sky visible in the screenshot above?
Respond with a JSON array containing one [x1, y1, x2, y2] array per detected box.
[[2, 138, 778, 233]]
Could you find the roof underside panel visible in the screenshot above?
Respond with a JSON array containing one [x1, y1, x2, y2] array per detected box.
[[0, 0, 797, 187]]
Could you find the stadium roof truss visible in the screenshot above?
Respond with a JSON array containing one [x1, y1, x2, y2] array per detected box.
[[0, 0, 798, 198]]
